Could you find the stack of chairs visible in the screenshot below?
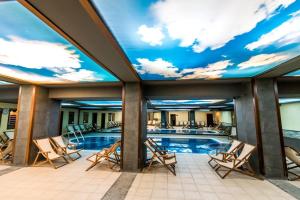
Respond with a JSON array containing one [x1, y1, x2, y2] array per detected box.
[[107, 121, 121, 129], [0, 132, 13, 163]]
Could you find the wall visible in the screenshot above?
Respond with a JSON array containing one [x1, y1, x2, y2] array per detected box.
[[220, 111, 232, 124], [61, 108, 122, 133], [195, 111, 215, 123], [0, 102, 17, 133], [168, 111, 188, 123], [61, 108, 79, 134], [280, 102, 300, 131]]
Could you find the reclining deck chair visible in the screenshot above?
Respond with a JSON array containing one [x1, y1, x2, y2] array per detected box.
[[285, 146, 300, 181], [0, 140, 13, 162], [33, 138, 69, 169], [214, 143, 256, 179], [208, 140, 243, 168], [86, 140, 121, 171], [50, 136, 82, 161], [145, 139, 177, 175]]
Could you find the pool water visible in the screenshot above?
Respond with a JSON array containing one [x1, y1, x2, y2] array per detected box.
[[70, 136, 227, 154]]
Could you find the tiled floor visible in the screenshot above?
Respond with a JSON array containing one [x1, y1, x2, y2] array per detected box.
[[0, 153, 299, 200], [0, 151, 121, 200], [125, 154, 298, 200]]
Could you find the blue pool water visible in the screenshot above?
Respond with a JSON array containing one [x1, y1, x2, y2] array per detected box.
[[147, 129, 222, 135], [70, 136, 227, 154]]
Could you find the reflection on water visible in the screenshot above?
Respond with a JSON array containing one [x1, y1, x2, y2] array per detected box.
[[70, 136, 228, 154]]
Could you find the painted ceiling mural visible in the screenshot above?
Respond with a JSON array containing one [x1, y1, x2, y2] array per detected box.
[[285, 69, 300, 76], [150, 100, 225, 105], [0, 1, 118, 84], [93, 0, 300, 80]]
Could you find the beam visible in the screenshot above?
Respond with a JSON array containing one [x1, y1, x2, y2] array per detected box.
[[143, 82, 244, 99], [277, 79, 300, 97], [49, 86, 122, 100], [0, 86, 19, 103], [257, 55, 300, 78], [23, 0, 140, 82]]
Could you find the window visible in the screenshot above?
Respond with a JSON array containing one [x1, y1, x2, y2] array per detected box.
[[83, 112, 89, 123], [7, 109, 17, 129], [108, 113, 115, 121], [68, 112, 75, 124]]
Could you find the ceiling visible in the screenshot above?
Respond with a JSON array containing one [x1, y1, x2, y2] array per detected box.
[[93, 0, 300, 80], [0, 1, 300, 86], [0, 1, 118, 84], [285, 69, 300, 76]]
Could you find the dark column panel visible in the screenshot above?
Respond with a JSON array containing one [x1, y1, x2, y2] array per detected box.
[[161, 111, 167, 128], [235, 80, 287, 179], [189, 110, 196, 128], [13, 85, 61, 165], [235, 82, 263, 173], [254, 79, 287, 179], [122, 83, 147, 172]]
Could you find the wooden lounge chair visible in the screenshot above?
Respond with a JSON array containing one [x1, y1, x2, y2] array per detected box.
[[145, 139, 177, 175], [148, 137, 167, 153], [33, 138, 69, 169], [214, 143, 256, 179], [86, 140, 121, 171], [208, 140, 243, 168], [50, 136, 82, 161], [0, 140, 13, 162], [285, 146, 300, 181]]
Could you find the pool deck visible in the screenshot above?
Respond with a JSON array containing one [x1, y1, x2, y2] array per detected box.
[[0, 152, 299, 200]]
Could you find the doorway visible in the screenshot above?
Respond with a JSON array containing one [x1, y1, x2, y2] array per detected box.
[[59, 111, 64, 134], [92, 113, 98, 125], [207, 113, 214, 127], [101, 113, 106, 129], [170, 114, 176, 126]]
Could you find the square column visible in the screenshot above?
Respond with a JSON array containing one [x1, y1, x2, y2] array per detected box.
[[13, 85, 61, 165], [189, 110, 196, 128], [161, 111, 167, 128], [235, 79, 287, 178], [122, 83, 147, 172]]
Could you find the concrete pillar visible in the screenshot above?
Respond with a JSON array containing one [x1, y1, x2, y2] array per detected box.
[[235, 80, 287, 178], [254, 79, 286, 178], [13, 85, 61, 165], [189, 110, 196, 128], [122, 83, 147, 172], [161, 111, 167, 128]]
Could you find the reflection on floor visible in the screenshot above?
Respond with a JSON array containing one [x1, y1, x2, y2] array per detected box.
[[126, 154, 298, 200], [0, 153, 298, 200], [0, 151, 121, 200]]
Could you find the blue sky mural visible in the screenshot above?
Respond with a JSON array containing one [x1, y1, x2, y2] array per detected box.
[[0, 1, 117, 84], [150, 100, 225, 105], [0, 80, 13, 85], [285, 69, 300, 76], [76, 101, 122, 106], [93, 0, 300, 80], [279, 98, 300, 103]]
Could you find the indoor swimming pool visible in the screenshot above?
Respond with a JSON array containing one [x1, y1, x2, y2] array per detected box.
[[70, 136, 228, 154]]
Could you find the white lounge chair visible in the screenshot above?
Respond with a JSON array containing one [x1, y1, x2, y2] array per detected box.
[[50, 136, 82, 161], [33, 138, 69, 169], [214, 143, 256, 179], [145, 139, 177, 175], [86, 141, 121, 171], [285, 146, 300, 181], [208, 140, 243, 168]]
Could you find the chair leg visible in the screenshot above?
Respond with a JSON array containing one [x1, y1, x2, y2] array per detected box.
[[32, 152, 41, 166], [208, 158, 217, 169]]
